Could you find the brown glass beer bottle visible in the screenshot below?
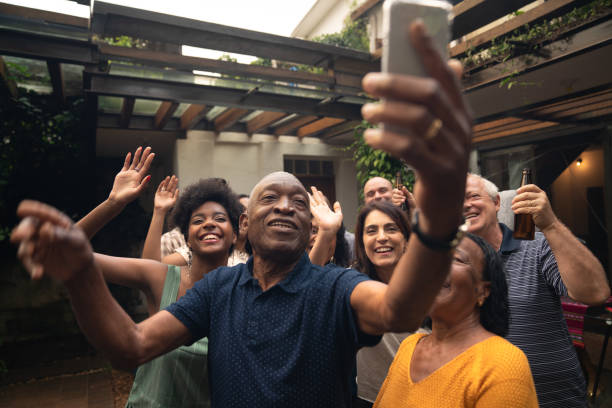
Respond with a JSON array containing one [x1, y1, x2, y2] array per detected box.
[[395, 171, 408, 212], [513, 168, 535, 240]]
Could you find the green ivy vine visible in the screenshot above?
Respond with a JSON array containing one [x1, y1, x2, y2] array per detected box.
[[461, 0, 612, 89]]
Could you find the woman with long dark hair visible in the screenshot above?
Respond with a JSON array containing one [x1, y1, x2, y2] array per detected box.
[[353, 201, 417, 406]]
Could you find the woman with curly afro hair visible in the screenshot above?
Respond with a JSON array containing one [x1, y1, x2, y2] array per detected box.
[[77, 152, 243, 407]]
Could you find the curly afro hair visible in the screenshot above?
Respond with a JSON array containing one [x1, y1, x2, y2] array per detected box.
[[170, 178, 243, 254]]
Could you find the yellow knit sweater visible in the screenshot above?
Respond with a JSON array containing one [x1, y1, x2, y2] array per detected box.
[[373, 333, 538, 408]]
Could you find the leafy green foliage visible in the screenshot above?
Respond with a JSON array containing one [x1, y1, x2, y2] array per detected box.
[[0, 93, 92, 247], [102, 35, 149, 49], [312, 18, 369, 52], [346, 122, 415, 203]]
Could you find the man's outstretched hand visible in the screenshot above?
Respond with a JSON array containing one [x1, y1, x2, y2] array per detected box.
[[11, 200, 93, 282]]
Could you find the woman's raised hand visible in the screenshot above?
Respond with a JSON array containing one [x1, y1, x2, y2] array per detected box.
[[108, 146, 155, 206], [154, 175, 179, 213]]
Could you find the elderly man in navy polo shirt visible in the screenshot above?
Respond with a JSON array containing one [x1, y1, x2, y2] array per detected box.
[[11, 22, 472, 407]]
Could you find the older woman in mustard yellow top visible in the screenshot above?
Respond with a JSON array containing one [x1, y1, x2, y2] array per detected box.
[[374, 234, 538, 408]]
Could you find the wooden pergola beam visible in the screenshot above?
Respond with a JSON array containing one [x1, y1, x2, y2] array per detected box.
[[180, 104, 208, 130], [320, 120, 360, 140], [0, 3, 89, 28], [46, 60, 65, 104], [0, 56, 18, 98], [274, 115, 319, 136], [246, 111, 287, 134], [119, 96, 135, 128], [214, 108, 251, 132], [98, 44, 363, 91], [473, 120, 558, 143], [154, 101, 179, 129], [297, 117, 345, 139]]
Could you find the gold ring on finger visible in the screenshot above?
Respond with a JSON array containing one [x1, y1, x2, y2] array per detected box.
[[424, 118, 443, 141]]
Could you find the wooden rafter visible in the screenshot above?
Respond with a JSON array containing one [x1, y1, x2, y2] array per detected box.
[[274, 115, 319, 136], [297, 117, 345, 139], [320, 120, 360, 140], [246, 111, 287, 134], [0, 56, 18, 98], [119, 97, 135, 128], [473, 120, 558, 143], [214, 108, 251, 132], [180, 104, 208, 130], [154, 101, 179, 130], [0, 3, 88, 28], [473, 117, 523, 133], [46, 60, 65, 104]]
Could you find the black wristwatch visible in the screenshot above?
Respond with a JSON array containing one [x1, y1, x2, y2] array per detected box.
[[411, 210, 467, 251]]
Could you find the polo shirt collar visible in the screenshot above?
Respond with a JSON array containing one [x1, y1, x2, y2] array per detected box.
[[238, 252, 311, 293], [499, 223, 521, 254]]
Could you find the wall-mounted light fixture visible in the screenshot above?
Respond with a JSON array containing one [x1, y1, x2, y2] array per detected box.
[[577, 158, 583, 167]]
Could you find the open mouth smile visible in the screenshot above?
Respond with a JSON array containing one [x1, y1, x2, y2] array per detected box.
[[268, 219, 297, 230]]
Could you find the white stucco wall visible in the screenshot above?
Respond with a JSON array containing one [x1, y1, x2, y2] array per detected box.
[[292, 0, 352, 40], [174, 131, 360, 231]]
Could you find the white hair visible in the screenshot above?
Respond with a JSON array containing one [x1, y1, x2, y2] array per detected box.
[[468, 173, 499, 202]]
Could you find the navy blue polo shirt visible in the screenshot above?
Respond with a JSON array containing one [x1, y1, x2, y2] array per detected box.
[[166, 253, 380, 407]]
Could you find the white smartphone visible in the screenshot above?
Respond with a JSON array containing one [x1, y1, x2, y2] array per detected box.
[[382, 0, 453, 77]]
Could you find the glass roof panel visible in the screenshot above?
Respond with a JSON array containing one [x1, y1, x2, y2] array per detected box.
[[241, 110, 264, 122], [206, 106, 227, 121], [173, 103, 190, 118], [61, 63, 83, 97], [98, 96, 123, 114], [3, 55, 52, 93], [133, 99, 162, 116]]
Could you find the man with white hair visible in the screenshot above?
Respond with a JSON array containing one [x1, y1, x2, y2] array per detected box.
[[464, 173, 609, 407]]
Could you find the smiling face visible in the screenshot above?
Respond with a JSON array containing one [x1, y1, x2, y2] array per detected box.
[[362, 210, 407, 282], [463, 175, 500, 237], [363, 177, 393, 205], [430, 238, 490, 322], [187, 201, 236, 257], [247, 172, 312, 263]]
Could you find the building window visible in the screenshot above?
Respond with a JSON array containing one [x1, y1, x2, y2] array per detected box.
[[284, 157, 336, 202], [284, 157, 334, 177]]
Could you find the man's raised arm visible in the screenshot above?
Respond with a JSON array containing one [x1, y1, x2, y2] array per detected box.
[[11, 200, 191, 369], [512, 184, 610, 305], [351, 21, 471, 334]]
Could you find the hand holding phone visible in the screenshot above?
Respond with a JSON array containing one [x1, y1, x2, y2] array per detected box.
[[382, 0, 452, 77]]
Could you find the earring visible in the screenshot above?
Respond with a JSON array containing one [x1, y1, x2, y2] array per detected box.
[[478, 299, 484, 307]]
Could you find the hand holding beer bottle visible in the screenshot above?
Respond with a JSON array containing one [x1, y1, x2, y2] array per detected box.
[[512, 168, 559, 239]]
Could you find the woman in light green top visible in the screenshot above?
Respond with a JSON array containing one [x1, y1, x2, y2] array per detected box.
[[76, 147, 243, 407]]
